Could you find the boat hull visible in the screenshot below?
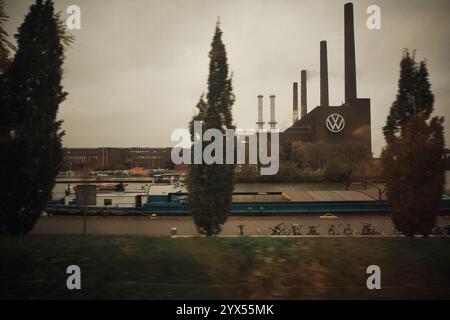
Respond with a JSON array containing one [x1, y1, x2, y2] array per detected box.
[[45, 200, 450, 216]]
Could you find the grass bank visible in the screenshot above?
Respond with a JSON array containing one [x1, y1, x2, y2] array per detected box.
[[1, 236, 450, 299]]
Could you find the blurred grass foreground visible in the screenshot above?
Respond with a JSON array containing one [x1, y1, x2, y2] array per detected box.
[[1, 236, 450, 299]]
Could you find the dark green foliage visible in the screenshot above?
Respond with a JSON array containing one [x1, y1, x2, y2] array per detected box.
[[236, 141, 371, 183], [382, 50, 444, 236], [0, 0, 10, 139], [290, 141, 370, 184], [324, 160, 351, 183], [187, 22, 235, 236], [383, 50, 434, 138], [0, 0, 11, 73], [0, 0, 66, 235], [383, 115, 445, 236]]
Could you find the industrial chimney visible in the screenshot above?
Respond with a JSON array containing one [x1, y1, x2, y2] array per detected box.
[[320, 41, 329, 107], [292, 82, 298, 124], [256, 95, 264, 130], [345, 2, 357, 104], [301, 70, 307, 118], [268, 95, 277, 130]]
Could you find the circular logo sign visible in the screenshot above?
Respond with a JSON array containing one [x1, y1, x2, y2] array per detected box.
[[326, 114, 345, 133]]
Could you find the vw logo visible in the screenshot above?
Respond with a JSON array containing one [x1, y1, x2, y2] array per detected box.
[[326, 114, 345, 133]]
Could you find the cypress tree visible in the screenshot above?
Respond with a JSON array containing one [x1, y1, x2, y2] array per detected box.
[[0, 0, 11, 140], [0, 0, 66, 235], [0, 0, 11, 73], [187, 22, 235, 236], [383, 50, 434, 138], [382, 50, 445, 236]]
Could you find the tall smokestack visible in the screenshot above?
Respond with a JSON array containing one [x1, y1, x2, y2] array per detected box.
[[256, 95, 264, 130], [269, 95, 277, 130], [345, 2, 357, 104], [301, 70, 307, 118], [292, 82, 298, 124], [320, 41, 329, 107]]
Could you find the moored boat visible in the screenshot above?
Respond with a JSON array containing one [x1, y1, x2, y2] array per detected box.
[[45, 190, 450, 216]]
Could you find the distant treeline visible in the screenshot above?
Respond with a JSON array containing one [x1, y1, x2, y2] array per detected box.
[[235, 142, 382, 184]]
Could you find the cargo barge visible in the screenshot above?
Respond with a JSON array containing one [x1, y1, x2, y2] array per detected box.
[[45, 191, 450, 216]]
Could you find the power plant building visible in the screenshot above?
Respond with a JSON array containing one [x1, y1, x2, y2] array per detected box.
[[280, 3, 371, 152]]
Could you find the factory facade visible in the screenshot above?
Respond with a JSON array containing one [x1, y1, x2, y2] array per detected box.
[[257, 3, 372, 153], [62, 147, 173, 172]]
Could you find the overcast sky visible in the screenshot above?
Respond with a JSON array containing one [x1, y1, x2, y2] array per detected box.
[[4, 0, 450, 156]]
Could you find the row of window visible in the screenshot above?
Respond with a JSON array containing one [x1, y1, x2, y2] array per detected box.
[[64, 155, 100, 161], [127, 156, 167, 160], [129, 149, 170, 154]]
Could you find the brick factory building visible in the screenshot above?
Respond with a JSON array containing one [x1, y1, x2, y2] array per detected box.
[[62, 147, 173, 171]]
